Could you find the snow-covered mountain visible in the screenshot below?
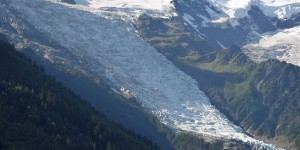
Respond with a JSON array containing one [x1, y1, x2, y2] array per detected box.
[[70, 0, 300, 68], [201, 0, 300, 67], [174, 0, 300, 67], [243, 26, 300, 66], [201, 0, 300, 24], [0, 0, 282, 149], [74, 0, 177, 19]]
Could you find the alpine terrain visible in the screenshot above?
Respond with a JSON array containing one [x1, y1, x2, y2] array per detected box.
[[0, 0, 299, 149]]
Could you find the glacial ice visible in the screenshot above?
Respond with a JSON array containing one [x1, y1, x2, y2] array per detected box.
[[207, 0, 300, 23], [0, 0, 281, 149], [74, 0, 177, 19], [243, 26, 300, 67]]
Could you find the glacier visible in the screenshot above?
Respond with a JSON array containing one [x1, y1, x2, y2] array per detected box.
[[74, 0, 177, 19], [176, 0, 300, 26], [243, 26, 300, 67], [73, 0, 300, 67], [0, 0, 281, 149], [207, 0, 300, 23], [175, 0, 300, 67]]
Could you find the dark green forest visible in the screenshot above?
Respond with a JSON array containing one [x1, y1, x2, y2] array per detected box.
[[0, 41, 159, 150]]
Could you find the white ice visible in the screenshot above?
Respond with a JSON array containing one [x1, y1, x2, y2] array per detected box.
[[206, 0, 300, 24], [243, 26, 300, 67], [74, 0, 176, 18]]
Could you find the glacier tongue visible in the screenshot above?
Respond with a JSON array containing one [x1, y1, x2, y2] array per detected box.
[[1, 0, 280, 149]]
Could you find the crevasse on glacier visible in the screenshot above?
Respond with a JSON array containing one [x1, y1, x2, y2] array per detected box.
[[0, 0, 279, 149]]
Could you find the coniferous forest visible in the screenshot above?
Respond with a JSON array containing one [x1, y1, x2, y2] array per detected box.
[[0, 41, 159, 150]]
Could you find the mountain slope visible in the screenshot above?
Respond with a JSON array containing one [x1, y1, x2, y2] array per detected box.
[[2, 0, 300, 149], [205, 0, 300, 22], [0, 41, 158, 150], [173, 0, 300, 66], [65, 0, 300, 148], [135, 14, 300, 149], [161, 45, 300, 149], [186, 47, 300, 149], [0, 0, 279, 149], [67, 0, 300, 67], [243, 26, 300, 67]]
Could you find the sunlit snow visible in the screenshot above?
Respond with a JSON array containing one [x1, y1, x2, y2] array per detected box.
[[243, 26, 300, 67], [206, 0, 300, 24], [74, 0, 176, 18]]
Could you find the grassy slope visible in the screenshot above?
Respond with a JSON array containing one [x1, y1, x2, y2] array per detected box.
[[135, 16, 300, 149], [174, 46, 300, 149]]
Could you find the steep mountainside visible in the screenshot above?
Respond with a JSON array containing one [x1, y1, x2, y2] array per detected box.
[[1, 0, 299, 149], [0, 0, 241, 149], [0, 41, 158, 150], [135, 15, 300, 149], [150, 40, 300, 149], [179, 46, 300, 149], [0, 0, 266, 147], [174, 0, 300, 66]]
